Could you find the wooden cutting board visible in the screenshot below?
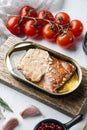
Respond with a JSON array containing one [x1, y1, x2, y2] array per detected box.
[[0, 36, 87, 117]]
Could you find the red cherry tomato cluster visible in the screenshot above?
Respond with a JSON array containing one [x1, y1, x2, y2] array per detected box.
[[6, 5, 83, 48]]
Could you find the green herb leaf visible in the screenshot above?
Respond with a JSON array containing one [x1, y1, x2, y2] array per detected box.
[[0, 98, 13, 112]]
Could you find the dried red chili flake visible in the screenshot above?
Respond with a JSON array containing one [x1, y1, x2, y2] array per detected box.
[[37, 122, 63, 130]]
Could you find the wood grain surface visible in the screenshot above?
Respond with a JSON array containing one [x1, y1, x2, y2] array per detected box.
[[0, 36, 87, 116]]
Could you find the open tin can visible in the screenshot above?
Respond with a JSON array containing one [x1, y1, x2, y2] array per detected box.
[[5, 41, 82, 96]]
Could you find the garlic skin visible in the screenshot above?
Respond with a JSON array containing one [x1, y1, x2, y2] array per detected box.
[[2, 117, 19, 130], [20, 105, 41, 118]]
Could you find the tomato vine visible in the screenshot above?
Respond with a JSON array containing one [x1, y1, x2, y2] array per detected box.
[[6, 5, 83, 48]]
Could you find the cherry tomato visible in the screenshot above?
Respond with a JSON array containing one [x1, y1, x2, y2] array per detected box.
[[42, 23, 58, 42], [70, 19, 83, 37], [6, 16, 23, 35], [37, 10, 55, 26], [20, 5, 37, 17], [55, 12, 70, 25], [24, 20, 41, 38], [56, 30, 75, 48], [19, 5, 37, 24]]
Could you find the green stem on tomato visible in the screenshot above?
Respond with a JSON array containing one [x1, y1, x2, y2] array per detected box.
[[28, 8, 34, 16], [21, 15, 71, 36]]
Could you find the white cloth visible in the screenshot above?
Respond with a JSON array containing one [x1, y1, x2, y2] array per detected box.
[[0, 0, 87, 68]]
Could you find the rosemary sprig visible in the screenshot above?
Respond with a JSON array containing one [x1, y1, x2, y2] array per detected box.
[[0, 98, 13, 112]]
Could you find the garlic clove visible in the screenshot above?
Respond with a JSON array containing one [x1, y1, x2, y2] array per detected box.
[[20, 105, 41, 118], [2, 117, 19, 130]]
